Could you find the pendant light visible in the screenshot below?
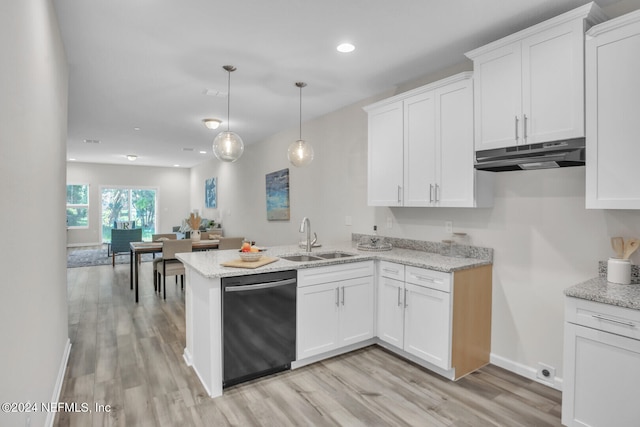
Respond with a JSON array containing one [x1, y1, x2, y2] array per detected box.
[[287, 82, 314, 167], [212, 65, 244, 162]]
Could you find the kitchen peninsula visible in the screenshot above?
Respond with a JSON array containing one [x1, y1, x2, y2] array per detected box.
[[177, 237, 493, 398]]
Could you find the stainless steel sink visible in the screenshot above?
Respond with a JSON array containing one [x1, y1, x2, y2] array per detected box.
[[281, 254, 324, 262], [315, 251, 356, 259]]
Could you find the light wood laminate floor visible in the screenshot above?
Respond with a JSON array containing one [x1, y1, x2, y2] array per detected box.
[[56, 260, 562, 427]]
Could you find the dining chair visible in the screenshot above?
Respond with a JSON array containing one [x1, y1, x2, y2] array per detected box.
[[217, 237, 245, 250], [157, 239, 192, 300], [151, 233, 178, 286], [110, 228, 142, 267]]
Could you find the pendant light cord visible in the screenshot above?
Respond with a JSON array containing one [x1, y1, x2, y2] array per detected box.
[[299, 84, 302, 140], [226, 70, 231, 132]]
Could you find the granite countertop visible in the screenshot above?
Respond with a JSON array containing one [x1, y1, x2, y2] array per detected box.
[[177, 242, 492, 279], [564, 276, 640, 311]]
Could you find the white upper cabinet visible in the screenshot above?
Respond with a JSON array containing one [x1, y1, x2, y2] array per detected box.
[[366, 101, 404, 206], [585, 10, 640, 209], [404, 90, 436, 207], [365, 72, 493, 208], [466, 2, 606, 151]]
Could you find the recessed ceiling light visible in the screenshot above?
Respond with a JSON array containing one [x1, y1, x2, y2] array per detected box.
[[69, 158, 76, 161], [173, 164, 180, 167], [133, 127, 140, 131], [83, 139, 101, 144], [337, 42, 355, 53], [126, 154, 137, 161], [199, 150, 207, 154]]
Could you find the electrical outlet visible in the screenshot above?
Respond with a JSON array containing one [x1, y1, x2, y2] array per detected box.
[[386, 217, 393, 229], [345, 216, 352, 226], [445, 221, 453, 233], [536, 363, 556, 384]]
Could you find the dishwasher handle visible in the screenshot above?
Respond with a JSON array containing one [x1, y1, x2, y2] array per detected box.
[[224, 278, 296, 292]]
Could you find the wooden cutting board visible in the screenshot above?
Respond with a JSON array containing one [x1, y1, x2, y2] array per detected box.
[[220, 256, 279, 269]]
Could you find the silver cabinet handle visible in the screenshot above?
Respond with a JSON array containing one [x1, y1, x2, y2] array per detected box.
[[341, 286, 345, 306], [592, 314, 636, 328], [435, 184, 439, 202], [515, 116, 519, 141], [335, 287, 340, 307], [429, 184, 433, 203], [397, 185, 402, 204], [404, 288, 408, 308], [383, 268, 399, 275], [523, 114, 528, 140], [397, 287, 402, 306], [414, 275, 436, 283]]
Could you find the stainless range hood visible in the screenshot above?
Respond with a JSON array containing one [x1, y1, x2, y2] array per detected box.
[[474, 138, 585, 172]]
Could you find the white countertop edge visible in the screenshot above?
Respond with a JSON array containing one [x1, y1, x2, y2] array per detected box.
[[565, 276, 640, 311], [176, 243, 492, 279]]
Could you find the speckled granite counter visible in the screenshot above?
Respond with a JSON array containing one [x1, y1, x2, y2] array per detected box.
[[564, 277, 640, 311], [177, 242, 492, 279]]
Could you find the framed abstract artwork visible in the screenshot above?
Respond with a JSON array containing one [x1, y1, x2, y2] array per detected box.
[[205, 177, 217, 208], [265, 168, 290, 221]]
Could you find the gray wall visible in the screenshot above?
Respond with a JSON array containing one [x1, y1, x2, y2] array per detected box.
[[0, 1, 69, 426]]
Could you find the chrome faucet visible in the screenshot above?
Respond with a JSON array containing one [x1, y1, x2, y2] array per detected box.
[[299, 217, 317, 252]]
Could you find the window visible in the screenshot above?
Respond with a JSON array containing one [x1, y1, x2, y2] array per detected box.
[[66, 184, 89, 228], [101, 187, 157, 242]]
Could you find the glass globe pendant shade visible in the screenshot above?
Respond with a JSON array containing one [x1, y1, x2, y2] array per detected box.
[[213, 130, 244, 162], [287, 139, 314, 167]]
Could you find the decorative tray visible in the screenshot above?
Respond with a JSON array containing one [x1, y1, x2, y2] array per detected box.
[[356, 242, 393, 251]]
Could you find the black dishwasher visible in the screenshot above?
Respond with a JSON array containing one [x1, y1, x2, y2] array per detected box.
[[222, 270, 297, 388]]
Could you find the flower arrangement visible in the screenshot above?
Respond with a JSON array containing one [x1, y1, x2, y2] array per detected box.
[[186, 212, 202, 231]]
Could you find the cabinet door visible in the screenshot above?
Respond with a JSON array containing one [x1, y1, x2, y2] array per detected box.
[[562, 323, 640, 426], [522, 20, 585, 144], [297, 282, 340, 360], [403, 283, 451, 369], [339, 276, 375, 347], [586, 18, 640, 209], [403, 91, 436, 207], [435, 78, 475, 207], [377, 276, 404, 347], [367, 102, 404, 206], [472, 42, 522, 150]]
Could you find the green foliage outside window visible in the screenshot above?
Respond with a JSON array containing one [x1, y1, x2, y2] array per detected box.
[[102, 188, 156, 242], [66, 184, 89, 227]]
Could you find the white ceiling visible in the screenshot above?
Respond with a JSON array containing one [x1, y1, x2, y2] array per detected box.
[[54, 0, 627, 168]]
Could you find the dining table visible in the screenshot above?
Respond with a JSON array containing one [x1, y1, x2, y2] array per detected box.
[[129, 239, 219, 302]]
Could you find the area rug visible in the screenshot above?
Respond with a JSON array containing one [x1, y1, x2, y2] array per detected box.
[[67, 248, 153, 268]]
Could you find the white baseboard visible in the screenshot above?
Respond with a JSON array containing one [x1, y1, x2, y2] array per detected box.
[[45, 339, 72, 427], [490, 352, 563, 391]]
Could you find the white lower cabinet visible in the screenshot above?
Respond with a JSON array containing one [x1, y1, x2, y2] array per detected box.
[[297, 261, 374, 361], [404, 282, 451, 369], [562, 297, 640, 426], [378, 262, 452, 370], [377, 260, 492, 380]]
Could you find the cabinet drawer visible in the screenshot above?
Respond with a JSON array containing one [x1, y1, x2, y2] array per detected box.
[[298, 261, 374, 287], [565, 297, 640, 340], [405, 266, 451, 293], [379, 261, 405, 281]]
